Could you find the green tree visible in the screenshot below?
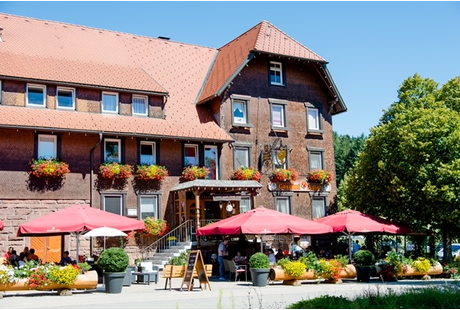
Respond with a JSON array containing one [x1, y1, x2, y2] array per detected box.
[[333, 132, 366, 188], [340, 74, 460, 262]]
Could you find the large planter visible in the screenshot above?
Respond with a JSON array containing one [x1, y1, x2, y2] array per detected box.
[[398, 262, 443, 278], [250, 268, 270, 287], [355, 265, 373, 282], [103, 272, 126, 294], [269, 267, 316, 285], [0, 270, 98, 291], [340, 264, 357, 279]]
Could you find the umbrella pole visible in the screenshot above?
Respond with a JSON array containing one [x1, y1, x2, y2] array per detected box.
[[76, 233, 80, 263], [348, 233, 352, 263]]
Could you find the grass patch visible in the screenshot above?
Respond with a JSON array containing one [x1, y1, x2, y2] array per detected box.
[[287, 285, 460, 309]]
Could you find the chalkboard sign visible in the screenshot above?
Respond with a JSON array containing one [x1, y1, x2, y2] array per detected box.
[[180, 250, 211, 291]]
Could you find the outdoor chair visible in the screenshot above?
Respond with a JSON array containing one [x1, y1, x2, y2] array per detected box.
[[227, 259, 247, 282]]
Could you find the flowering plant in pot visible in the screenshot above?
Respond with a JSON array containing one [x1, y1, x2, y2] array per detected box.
[[29, 158, 70, 178], [181, 165, 210, 181], [307, 169, 333, 184], [135, 164, 169, 181], [269, 168, 299, 182], [99, 162, 133, 179], [230, 167, 262, 182]]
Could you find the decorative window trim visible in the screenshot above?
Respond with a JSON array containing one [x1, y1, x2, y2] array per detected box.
[[132, 94, 148, 116], [27, 83, 46, 107], [233, 143, 252, 170], [140, 141, 156, 165], [102, 91, 119, 114], [269, 61, 284, 86], [56, 86, 75, 110], [269, 98, 291, 131], [37, 134, 57, 159], [184, 144, 199, 166], [104, 138, 121, 163], [230, 94, 253, 128]]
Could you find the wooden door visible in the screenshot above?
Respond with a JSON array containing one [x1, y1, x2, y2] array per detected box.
[[31, 236, 62, 263]]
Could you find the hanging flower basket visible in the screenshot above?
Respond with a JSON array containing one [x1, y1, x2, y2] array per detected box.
[[307, 169, 333, 185], [99, 162, 133, 179], [269, 168, 299, 182], [230, 167, 262, 182], [29, 158, 70, 178], [181, 165, 210, 181], [135, 164, 169, 181]]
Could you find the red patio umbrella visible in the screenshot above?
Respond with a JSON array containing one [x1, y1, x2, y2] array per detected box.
[[18, 204, 145, 258], [315, 209, 411, 261], [196, 206, 333, 237]]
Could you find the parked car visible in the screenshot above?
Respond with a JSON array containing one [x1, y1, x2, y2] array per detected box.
[[437, 243, 460, 260]]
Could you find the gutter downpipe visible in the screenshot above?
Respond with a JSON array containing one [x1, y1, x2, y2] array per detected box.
[[89, 132, 103, 257]]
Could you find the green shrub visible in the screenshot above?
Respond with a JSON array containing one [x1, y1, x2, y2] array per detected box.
[[353, 250, 375, 266], [97, 247, 129, 273], [299, 251, 319, 270], [168, 250, 190, 266], [335, 254, 350, 267], [249, 252, 270, 269]]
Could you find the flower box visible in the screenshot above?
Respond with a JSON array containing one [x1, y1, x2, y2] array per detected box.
[[135, 164, 169, 181], [29, 158, 70, 178], [307, 169, 333, 185], [230, 167, 261, 182], [269, 168, 299, 182], [99, 162, 133, 179], [181, 165, 210, 181]]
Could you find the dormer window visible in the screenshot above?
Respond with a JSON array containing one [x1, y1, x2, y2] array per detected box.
[[102, 91, 118, 113], [231, 94, 253, 128], [133, 95, 148, 116], [270, 61, 284, 86], [27, 84, 46, 107]]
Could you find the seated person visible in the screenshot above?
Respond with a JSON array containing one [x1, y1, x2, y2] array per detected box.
[[275, 248, 285, 261], [233, 251, 247, 264], [27, 248, 40, 263], [18, 252, 27, 267], [266, 249, 276, 264], [60, 251, 74, 266]]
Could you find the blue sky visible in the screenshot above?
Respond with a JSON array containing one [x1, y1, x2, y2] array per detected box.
[[1, 1, 459, 137]]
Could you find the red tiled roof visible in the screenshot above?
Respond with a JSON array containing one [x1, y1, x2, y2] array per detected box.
[[198, 21, 326, 103], [0, 13, 232, 142]]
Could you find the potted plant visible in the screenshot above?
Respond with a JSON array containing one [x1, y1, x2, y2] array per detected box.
[[29, 157, 70, 178], [135, 164, 169, 181], [99, 162, 133, 179], [249, 252, 271, 287], [230, 167, 262, 182], [181, 165, 210, 182], [269, 168, 299, 183], [97, 247, 129, 293], [168, 236, 177, 246], [353, 249, 375, 282], [306, 169, 333, 184]]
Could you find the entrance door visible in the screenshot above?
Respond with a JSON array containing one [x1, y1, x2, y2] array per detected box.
[[31, 236, 62, 263]]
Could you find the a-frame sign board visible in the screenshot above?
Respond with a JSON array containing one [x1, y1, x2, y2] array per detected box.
[[180, 250, 212, 291]]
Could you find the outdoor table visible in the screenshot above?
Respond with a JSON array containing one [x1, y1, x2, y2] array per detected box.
[[132, 271, 158, 285]]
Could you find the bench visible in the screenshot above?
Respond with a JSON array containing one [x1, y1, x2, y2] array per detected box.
[[163, 264, 212, 290]]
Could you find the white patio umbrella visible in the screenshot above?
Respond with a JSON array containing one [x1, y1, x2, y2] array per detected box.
[[83, 226, 127, 250]]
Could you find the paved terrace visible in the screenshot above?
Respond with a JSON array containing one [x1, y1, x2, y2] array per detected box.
[[1, 276, 459, 309]]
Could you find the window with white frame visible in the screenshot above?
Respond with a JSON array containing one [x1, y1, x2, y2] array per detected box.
[[270, 100, 290, 130], [103, 195, 123, 215], [270, 61, 283, 85], [307, 107, 321, 131], [312, 197, 326, 219], [232, 99, 248, 125], [184, 144, 199, 166], [239, 197, 251, 213], [27, 84, 46, 107], [276, 197, 291, 214], [38, 134, 57, 159], [104, 139, 121, 162], [205, 145, 218, 180], [102, 92, 118, 113], [234, 146, 250, 169], [139, 195, 159, 220], [309, 150, 324, 170], [140, 141, 156, 165], [57, 87, 75, 109], [132, 95, 148, 116]]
